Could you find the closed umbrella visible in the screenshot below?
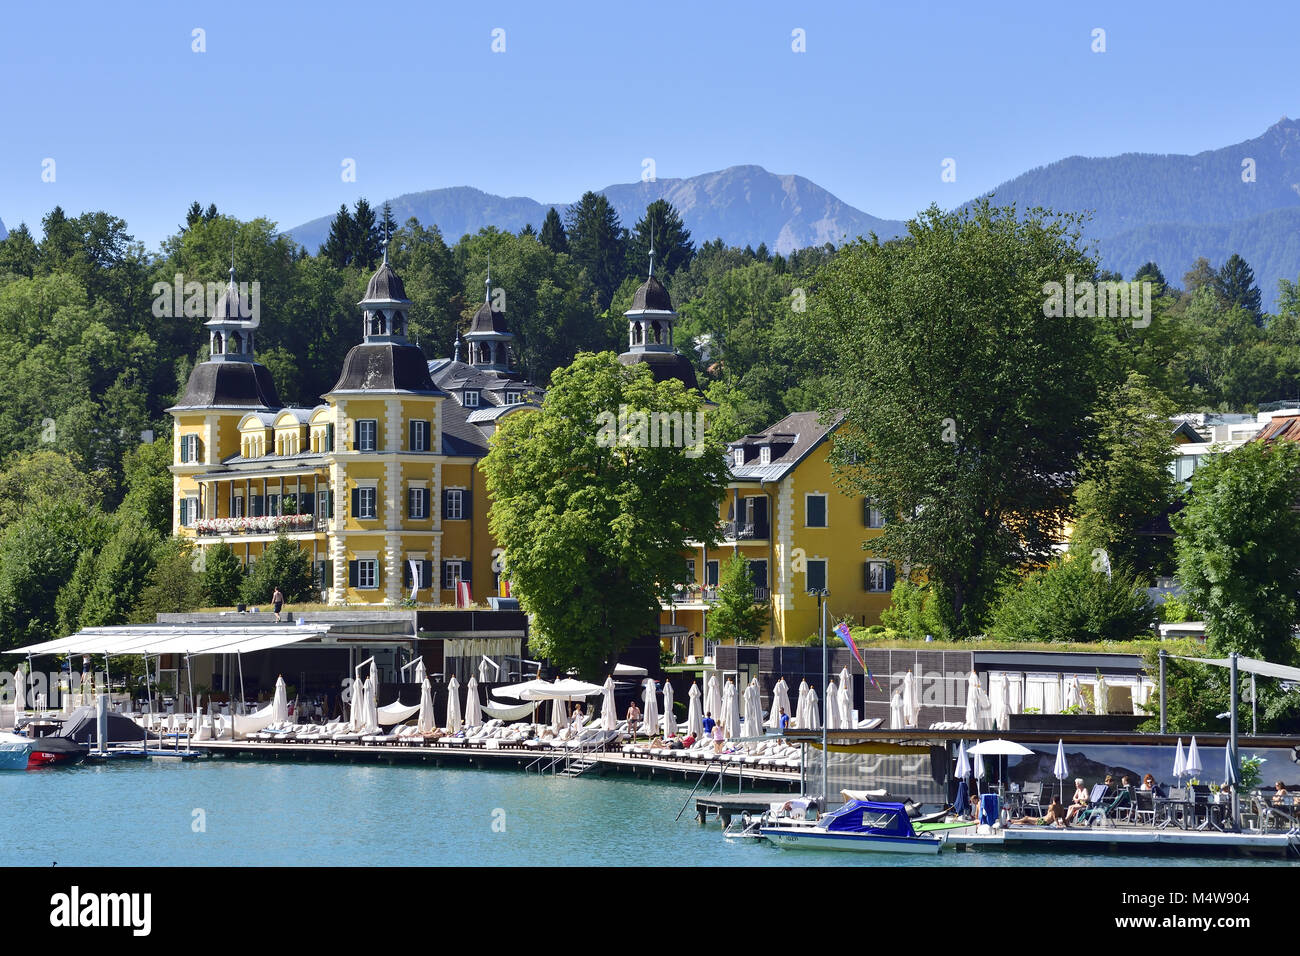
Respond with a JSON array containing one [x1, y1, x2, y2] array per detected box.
[[1094, 675, 1109, 716], [601, 676, 618, 732], [990, 675, 1009, 731], [803, 688, 820, 732], [825, 680, 840, 730], [414, 659, 426, 685], [641, 679, 660, 738], [794, 680, 810, 729], [1223, 742, 1240, 788], [1172, 738, 1186, 784], [1186, 736, 1203, 781], [726, 680, 743, 741], [417, 678, 434, 733], [550, 695, 566, 734], [273, 675, 288, 724], [1065, 676, 1082, 712], [742, 683, 762, 751], [446, 676, 462, 733], [465, 676, 482, 729], [364, 676, 379, 735], [965, 673, 980, 729], [705, 675, 722, 725], [838, 682, 853, 730], [13, 665, 24, 728], [477, 657, 489, 686], [902, 670, 920, 728], [973, 749, 986, 794], [663, 680, 676, 737], [349, 675, 364, 731], [687, 682, 703, 738], [96, 692, 108, 755], [889, 689, 904, 730], [955, 739, 971, 779], [1054, 739, 1069, 803], [369, 660, 380, 700], [768, 678, 790, 728]]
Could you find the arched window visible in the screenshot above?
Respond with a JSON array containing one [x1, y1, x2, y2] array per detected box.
[[230, 331, 242, 353]]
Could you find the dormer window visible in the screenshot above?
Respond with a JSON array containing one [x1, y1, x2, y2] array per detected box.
[[733, 448, 745, 468], [759, 446, 771, 466], [505, 392, 523, 405], [463, 390, 480, 408]]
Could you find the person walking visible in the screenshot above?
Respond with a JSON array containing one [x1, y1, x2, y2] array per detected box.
[[626, 700, 641, 740], [272, 587, 284, 623]]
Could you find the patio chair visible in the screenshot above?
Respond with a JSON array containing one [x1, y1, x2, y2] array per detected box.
[[1019, 782, 1044, 816], [1155, 787, 1189, 829], [1076, 784, 1126, 826], [1133, 788, 1157, 826]]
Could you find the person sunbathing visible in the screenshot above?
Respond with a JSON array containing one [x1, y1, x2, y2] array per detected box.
[[1010, 798, 1069, 827]]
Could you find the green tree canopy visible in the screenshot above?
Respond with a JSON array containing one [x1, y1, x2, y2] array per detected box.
[[241, 535, 314, 606], [483, 352, 727, 676], [708, 553, 768, 645]]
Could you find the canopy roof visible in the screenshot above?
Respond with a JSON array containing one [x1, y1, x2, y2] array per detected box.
[[1181, 654, 1300, 683], [5, 624, 329, 657]]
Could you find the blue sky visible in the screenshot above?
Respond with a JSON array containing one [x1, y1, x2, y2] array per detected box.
[[3, 0, 1299, 249]]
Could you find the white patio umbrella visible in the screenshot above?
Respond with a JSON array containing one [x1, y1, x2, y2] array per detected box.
[[838, 682, 853, 730], [768, 677, 790, 728], [965, 671, 992, 730], [417, 678, 434, 733], [273, 675, 288, 724], [969, 738, 1035, 794], [990, 675, 1009, 731], [687, 682, 703, 738], [601, 676, 618, 732], [446, 676, 462, 733], [973, 750, 986, 793], [369, 660, 380, 697], [955, 739, 971, 779], [889, 689, 904, 729], [724, 680, 742, 740], [349, 675, 364, 730], [902, 670, 920, 728], [465, 676, 482, 728], [550, 694, 566, 733], [477, 658, 489, 685], [364, 675, 379, 735], [1065, 676, 1082, 712], [1053, 739, 1069, 803], [1185, 736, 1203, 781], [794, 680, 810, 728], [803, 687, 820, 731], [641, 679, 660, 739], [13, 665, 24, 728], [663, 680, 676, 737], [1095, 675, 1109, 716], [705, 675, 723, 723], [414, 659, 426, 685], [742, 683, 763, 751], [825, 680, 841, 730], [1172, 738, 1187, 785]]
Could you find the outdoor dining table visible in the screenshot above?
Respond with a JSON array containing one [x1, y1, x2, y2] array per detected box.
[[1153, 793, 1193, 829], [1195, 793, 1232, 831]]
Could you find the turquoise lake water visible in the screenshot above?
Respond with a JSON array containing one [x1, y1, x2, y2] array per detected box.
[[2, 757, 1293, 867]]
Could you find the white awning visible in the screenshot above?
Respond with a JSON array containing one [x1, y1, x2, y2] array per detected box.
[[1181, 655, 1300, 683], [5, 625, 329, 657]]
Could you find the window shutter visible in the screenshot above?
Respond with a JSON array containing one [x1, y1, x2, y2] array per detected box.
[[422, 560, 432, 588], [863, 561, 871, 591], [300, 493, 314, 515], [441, 489, 450, 519], [462, 560, 472, 583], [351, 488, 361, 519], [196, 437, 203, 462], [408, 420, 416, 451], [402, 561, 412, 587], [375, 564, 382, 588], [863, 499, 870, 527], [463, 489, 473, 519], [178, 499, 187, 525], [885, 564, 895, 591], [348, 560, 358, 587]]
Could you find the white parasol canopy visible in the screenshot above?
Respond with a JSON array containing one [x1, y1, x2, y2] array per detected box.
[[1065, 676, 1082, 712], [363, 675, 380, 735], [742, 683, 763, 750], [687, 682, 703, 738], [550, 695, 566, 733], [1053, 739, 1069, 802], [990, 674, 1009, 731], [838, 681, 853, 729], [417, 678, 435, 733], [794, 680, 809, 729], [641, 679, 660, 738], [955, 739, 971, 778], [1094, 675, 1109, 716], [1173, 738, 1187, 780], [414, 659, 426, 685], [349, 677, 365, 731], [477, 657, 489, 685], [902, 670, 920, 728], [446, 676, 462, 733], [1185, 736, 1203, 779], [825, 680, 840, 730], [889, 688, 904, 729], [803, 687, 820, 731], [705, 675, 722, 724], [663, 680, 676, 737], [967, 739, 1035, 756], [724, 679, 742, 741], [13, 665, 24, 727], [601, 676, 618, 732], [768, 677, 789, 728], [965, 671, 992, 730], [465, 676, 482, 728], [273, 675, 288, 724]]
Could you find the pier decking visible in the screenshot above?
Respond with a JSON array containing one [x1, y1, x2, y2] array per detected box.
[[945, 824, 1297, 857]]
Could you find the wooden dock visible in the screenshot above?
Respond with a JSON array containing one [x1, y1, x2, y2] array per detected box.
[[944, 824, 1297, 857], [190, 739, 801, 788]]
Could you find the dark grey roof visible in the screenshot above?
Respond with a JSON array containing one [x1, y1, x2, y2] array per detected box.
[[467, 300, 510, 336], [173, 360, 282, 410], [440, 400, 490, 457], [428, 359, 533, 402], [329, 342, 445, 395], [627, 275, 674, 314], [617, 349, 698, 389], [362, 261, 409, 304], [728, 411, 844, 480]]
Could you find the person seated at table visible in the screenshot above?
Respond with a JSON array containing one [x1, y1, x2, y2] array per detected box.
[[1065, 778, 1090, 824], [1140, 773, 1155, 791], [1273, 781, 1290, 806], [1009, 798, 1069, 828]]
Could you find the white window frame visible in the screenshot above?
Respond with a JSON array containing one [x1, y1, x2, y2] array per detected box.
[[357, 558, 378, 590], [443, 559, 464, 590], [504, 392, 523, 405], [866, 560, 889, 592], [232, 495, 244, 518], [866, 500, 885, 528], [408, 486, 427, 519], [357, 419, 378, 452], [733, 448, 744, 468], [805, 493, 828, 528], [759, 446, 771, 466], [463, 390, 480, 408], [410, 419, 429, 452], [181, 434, 199, 463], [446, 488, 464, 521], [358, 486, 377, 520]]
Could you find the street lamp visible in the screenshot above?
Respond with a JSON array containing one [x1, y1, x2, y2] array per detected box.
[[808, 587, 829, 803]]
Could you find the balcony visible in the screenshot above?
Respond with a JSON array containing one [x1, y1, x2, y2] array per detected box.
[[669, 586, 769, 605], [721, 520, 769, 540], [193, 514, 326, 536]]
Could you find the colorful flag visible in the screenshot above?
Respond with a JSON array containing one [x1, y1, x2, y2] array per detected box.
[[456, 580, 473, 608], [834, 620, 865, 670]]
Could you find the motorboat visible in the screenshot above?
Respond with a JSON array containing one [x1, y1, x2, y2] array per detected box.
[[760, 799, 946, 854], [0, 733, 33, 770], [27, 736, 87, 767]]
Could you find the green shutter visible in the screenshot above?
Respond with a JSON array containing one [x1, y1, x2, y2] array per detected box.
[[348, 561, 358, 587], [885, 563, 896, 591], [351, 488, 360, 519]]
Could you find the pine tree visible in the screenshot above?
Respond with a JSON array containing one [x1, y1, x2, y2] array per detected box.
[[319, 204, 356, 267], [564, 192, 626, 308], [540, 207, 569, 254], [1134, 261, 1168, 289], [380, 201, 397, 244], [519, 223, 536, 238], [184, 201, 203, 230], [1215, 253, 1263, 323], [352, 199, 381, 270], [628, 199, 693, 279]]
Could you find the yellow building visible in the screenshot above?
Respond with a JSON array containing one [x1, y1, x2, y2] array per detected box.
[[661, 411, 893, 650], [168, 255, 539, 606]]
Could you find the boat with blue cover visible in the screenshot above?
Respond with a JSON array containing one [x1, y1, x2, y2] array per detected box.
[[0, 733, 33, 770], [760, 799, 946, 854]]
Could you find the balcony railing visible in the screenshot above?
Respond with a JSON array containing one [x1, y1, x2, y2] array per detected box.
[[721, 520, 770, 540], [193, 514, 324, 536], [670, 586, 769, 604]]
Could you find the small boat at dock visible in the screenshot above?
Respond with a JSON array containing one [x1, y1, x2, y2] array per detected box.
[[0, 733, 33, 770], [760, 799, 946, 854]]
